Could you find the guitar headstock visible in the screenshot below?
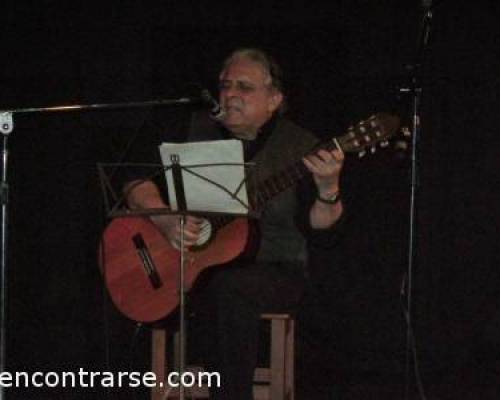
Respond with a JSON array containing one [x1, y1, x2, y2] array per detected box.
[[336, 113, 401, 157]]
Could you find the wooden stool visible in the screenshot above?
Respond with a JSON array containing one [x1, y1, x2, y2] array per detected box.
[[151, 313, 295, 400]]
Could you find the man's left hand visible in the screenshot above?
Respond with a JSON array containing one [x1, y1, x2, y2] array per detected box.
[[302, 149, 344, 197]]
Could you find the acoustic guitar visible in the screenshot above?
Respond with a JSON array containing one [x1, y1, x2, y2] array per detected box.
[[100, 113, 400, 322]]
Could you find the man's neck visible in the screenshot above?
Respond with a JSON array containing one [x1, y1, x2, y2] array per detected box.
[[229, 114, 279, 141], [232, 129, 259, 141]]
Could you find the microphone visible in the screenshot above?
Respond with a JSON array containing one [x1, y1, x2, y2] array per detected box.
[[200, 89, 225, 120]]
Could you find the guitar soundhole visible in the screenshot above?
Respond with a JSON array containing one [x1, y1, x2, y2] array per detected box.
[[132, 233, 162, 289], [192, 219, 213, 250]]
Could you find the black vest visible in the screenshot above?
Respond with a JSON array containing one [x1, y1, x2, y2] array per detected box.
[[188, 113, 318, 265]]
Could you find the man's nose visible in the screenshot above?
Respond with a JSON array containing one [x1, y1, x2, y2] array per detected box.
[[221, 88, 235, 99]]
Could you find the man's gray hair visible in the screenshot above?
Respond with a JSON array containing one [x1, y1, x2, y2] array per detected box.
[[221, 48, 285, 93], [221, 48, 287, 113]]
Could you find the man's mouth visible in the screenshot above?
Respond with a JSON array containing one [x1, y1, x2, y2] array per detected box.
[[225, 105, 243, 114], [224, 98, 244, 113]]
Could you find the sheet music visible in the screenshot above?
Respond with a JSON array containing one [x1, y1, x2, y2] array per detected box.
[[159, 139, 249, 215]]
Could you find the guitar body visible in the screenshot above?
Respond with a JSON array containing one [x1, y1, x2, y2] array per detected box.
[[100, 216, 249, 322]]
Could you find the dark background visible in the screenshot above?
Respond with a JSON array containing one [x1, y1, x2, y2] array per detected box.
[[1, 1, 498, 399]]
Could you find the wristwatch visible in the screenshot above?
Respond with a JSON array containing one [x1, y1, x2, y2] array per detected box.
[[317, 191, 341, 205]]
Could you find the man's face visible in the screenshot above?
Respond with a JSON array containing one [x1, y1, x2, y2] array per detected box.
[[218, 58, 283, 138]]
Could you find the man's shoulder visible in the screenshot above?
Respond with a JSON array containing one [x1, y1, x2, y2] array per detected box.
[[274, 117, 319, 148], [276, 117, 313, 134]]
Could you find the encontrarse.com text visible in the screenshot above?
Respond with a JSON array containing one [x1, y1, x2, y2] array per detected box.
[[0, 369, 221, 388]]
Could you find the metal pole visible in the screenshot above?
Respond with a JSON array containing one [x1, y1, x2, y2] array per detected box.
[[0, 112, 14, 400], [179, 217, 186, 400], [404, 4, 434, 399]]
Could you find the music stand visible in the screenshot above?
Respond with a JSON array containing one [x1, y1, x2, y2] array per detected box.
[[97, 147, 255, 400]]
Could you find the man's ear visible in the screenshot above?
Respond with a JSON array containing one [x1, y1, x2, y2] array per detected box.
[[268, 91, 284, 113]]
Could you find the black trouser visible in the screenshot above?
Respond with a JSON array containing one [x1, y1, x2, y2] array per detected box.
[[190, 261, 305, 400]]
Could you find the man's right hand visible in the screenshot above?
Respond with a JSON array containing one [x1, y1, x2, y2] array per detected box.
[[150, 214, 205, 250], [125, 180, 204, 250]]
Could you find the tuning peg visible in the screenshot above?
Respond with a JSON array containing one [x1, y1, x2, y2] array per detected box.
[[402, 127, 411, 137], [370, 146, 376, 154], [358, 150, 366, 158], [380, 140, 389, 148]]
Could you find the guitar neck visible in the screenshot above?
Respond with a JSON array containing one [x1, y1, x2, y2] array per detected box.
[[210, 113, 400, 230], [252, 138, 340, 209]]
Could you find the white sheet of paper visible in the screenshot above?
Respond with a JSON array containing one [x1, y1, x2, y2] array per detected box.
[[159, 139, 249, 215]]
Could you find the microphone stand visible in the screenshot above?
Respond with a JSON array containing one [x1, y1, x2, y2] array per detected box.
[[0, 114, 13, 400], [0, 95, 197, 400], [403, 2, 434, 399]]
